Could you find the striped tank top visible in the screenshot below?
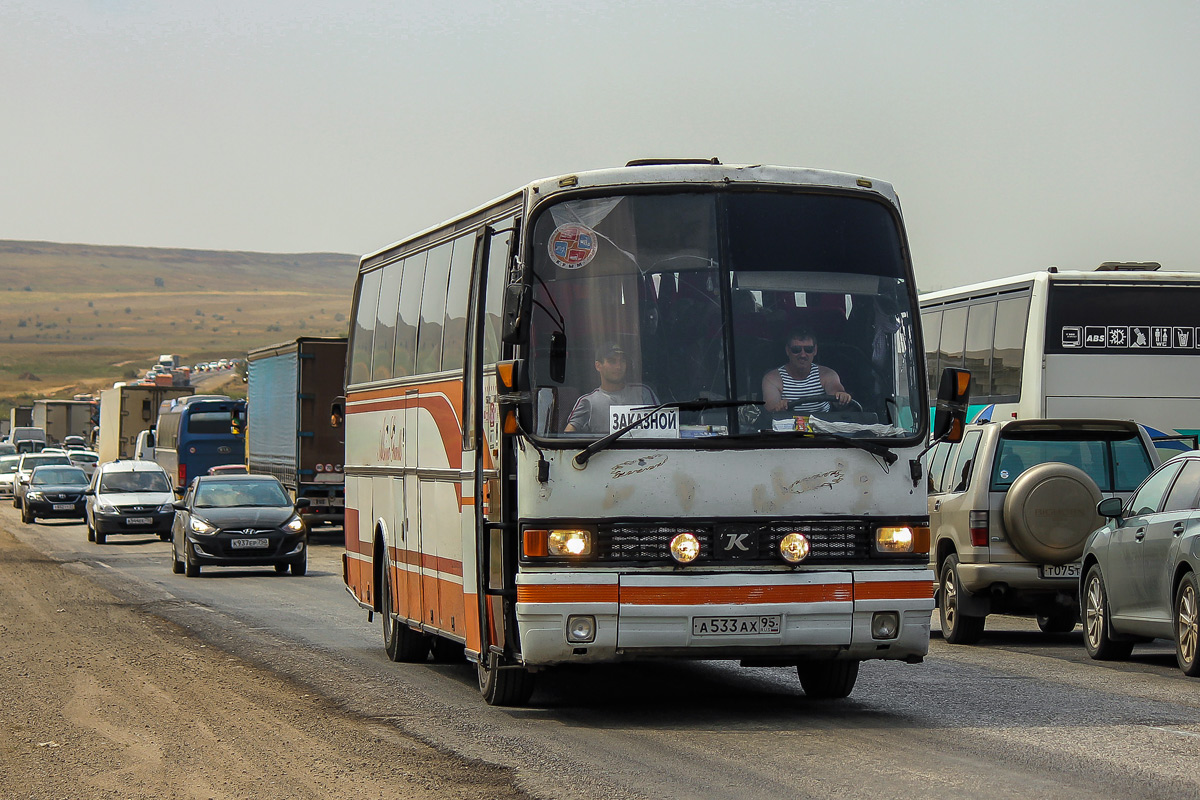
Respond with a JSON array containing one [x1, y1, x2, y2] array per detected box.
[[778, 363, 829, 413]]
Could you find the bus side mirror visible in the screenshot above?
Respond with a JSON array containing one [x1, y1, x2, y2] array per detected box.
[[330, 397, 345, 428], [501, 282, 532, 345], [549, 331, 567, 384], [932, 367, 971, 444], [495, 360, 529, 435]]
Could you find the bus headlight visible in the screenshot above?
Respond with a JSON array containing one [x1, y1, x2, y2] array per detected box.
[[669, 532, 700, 564], [547, 529, 592, 557], [872, 611, 901, 639], [779, 532, 811, 564], [875, 525, 929, 554]]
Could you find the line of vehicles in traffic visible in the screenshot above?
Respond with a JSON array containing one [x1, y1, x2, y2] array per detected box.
[[4, 161, 1200, 706]]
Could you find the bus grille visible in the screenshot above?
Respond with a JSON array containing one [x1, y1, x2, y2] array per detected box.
[[596, 521, 872, 564]]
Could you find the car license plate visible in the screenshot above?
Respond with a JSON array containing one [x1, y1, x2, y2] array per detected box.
[[52, 503, 74, 511], [125, 517, 153, 525], [230, 538, 269, 549], [692, 615, 782, 636], [308, 497, 329, 506], [1041, 562, 1081, 579]]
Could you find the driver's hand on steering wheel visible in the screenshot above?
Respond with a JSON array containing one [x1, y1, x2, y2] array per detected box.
[[832, 391, 852, 406]]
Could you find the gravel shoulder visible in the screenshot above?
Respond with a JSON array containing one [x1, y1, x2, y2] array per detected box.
[[0, 524, 526, 800]]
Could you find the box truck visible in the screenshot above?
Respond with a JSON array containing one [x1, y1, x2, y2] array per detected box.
[[246, 337, 345, 526], [97, 385, 195, 464], [32, 400, 97, 445]]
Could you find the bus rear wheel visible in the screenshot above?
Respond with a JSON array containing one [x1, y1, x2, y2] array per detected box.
[[476, 654, 535, 707], [381, 560, 428, 662], [796, 660, 859, 699]]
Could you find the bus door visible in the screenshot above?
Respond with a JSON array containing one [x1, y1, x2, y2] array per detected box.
[[402, 388, 428, 630]]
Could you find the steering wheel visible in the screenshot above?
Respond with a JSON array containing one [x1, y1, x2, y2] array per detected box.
[[786, 395, 864, 413]]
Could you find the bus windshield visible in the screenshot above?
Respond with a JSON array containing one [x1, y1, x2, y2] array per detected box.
[[526, 190, 922, 441]]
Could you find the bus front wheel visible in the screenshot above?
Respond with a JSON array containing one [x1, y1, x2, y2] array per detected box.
[[476, 654, 535, 707], [797, 660, 859, 699]]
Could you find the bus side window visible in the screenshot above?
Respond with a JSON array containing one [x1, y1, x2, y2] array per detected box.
[[441, 235, 475, 374], [948, 430, 982, 493]]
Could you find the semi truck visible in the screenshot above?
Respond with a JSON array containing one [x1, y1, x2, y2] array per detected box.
[[246, 337, 346, 527], [32, 400, 97, 446], [97, 384, 194, 464]]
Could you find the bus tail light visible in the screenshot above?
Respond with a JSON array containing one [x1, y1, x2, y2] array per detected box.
[[969, 511, 989, 547], [178, 463, 186, 488]]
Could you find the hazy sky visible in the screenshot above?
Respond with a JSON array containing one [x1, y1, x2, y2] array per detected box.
[[2, 1, 1197, 290]]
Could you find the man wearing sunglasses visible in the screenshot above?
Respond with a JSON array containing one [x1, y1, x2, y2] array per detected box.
[[761, 328, 852, 414], [564, 341, 659, 434]]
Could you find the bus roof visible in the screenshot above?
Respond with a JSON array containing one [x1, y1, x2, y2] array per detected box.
[[920, 267, 1200, 306], [360, 162, 899, 269]]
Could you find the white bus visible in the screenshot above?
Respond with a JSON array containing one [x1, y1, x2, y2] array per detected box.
[[920, 263, 1200, 459], [341, 160, 963, 705]]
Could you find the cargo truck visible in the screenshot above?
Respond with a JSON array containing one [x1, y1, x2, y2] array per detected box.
[[10, 406, 33, 430], [97, 385, 195, 464], [32, 400, 97, 446], [246, 337, 345, 527]]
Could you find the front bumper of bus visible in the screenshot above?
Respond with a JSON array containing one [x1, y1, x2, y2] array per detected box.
[[514, 568, 934, 665]]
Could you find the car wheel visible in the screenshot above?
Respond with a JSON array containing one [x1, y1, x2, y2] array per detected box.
[[939, 554, 985, 644], [291, 557, 307, 576], [476, 653, 535, 706], [380, 557, 427, 662], [171, 541, 184, 574], [86, 519, 95, 542], [797, 660, 859, 699], [1174, 572, 1200, 677], [184, 541, 201, 577], [1037, 605, 1079, 634], [1083, 564, 1134, 660], [21, 503, 33, 524], [274, 563, 289, 574]]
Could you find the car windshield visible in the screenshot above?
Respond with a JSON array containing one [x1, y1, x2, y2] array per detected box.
[[990, 431, 1154, 492], [32, 467, 89, 486], [526, 191, 922, 442], [99, 471, 172, 493], [194, 480, 290, 508], [69, 453, 99, 464], [21, 455, 71, 470]]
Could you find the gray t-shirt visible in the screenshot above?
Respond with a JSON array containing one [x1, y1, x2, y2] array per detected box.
[[565, 384, 658, 434]]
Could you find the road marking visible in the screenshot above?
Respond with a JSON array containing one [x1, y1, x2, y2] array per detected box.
[[1146, 726, 1200, 739]]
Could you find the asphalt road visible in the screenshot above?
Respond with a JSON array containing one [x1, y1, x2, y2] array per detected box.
[[5, 504, 1199, 800]]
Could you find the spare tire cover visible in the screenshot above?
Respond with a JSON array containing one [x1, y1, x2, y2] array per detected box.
[[1001, 462, 1103, 565]]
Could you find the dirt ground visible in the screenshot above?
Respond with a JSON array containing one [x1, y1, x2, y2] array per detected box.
[[0, 526, 527, 800]]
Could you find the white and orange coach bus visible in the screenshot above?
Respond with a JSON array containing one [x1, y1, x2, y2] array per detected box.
[[340, 159, 966, 705]]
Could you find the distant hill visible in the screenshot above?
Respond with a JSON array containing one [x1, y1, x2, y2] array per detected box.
[[0, 239, 359, 418]]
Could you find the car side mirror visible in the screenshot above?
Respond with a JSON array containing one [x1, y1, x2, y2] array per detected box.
[[84, 489, 94, 496], [294, 497, 311, 509], [172, 500, 186, 510], [1097, 496, 1124, 520]]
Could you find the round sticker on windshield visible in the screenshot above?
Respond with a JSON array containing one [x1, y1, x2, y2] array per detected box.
[[548, 224, 598, 269], [999, 469, 1010, 479]]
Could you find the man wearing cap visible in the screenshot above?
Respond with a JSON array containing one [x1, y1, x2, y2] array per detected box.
[[564, 342, 659, 434]]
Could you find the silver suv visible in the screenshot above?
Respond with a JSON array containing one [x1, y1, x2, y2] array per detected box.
[[927, 418, 1158, 643]]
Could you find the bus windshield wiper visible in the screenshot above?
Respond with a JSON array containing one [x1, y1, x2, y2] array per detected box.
[[572, 399, 763, 467], [771, 429, 898, 466]]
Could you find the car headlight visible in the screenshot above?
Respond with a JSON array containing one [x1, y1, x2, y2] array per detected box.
[[188, 515, 218, 535], [158, 503, 176, 513], [94, 501, 117, 514], [26, 491, 45, 502], [283, 515, 304, 533]]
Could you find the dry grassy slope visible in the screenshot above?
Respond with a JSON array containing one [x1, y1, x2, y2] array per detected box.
[[0, 240, 359, 416]]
